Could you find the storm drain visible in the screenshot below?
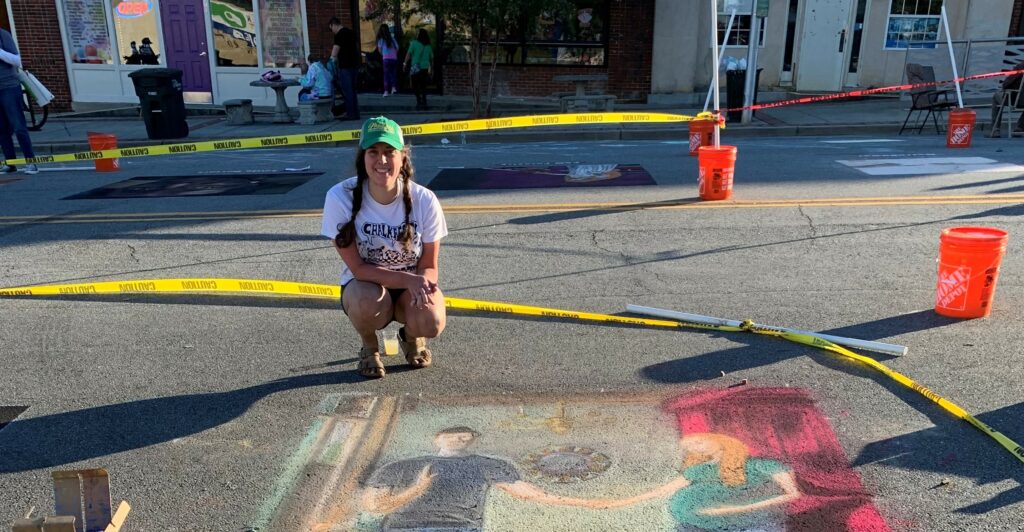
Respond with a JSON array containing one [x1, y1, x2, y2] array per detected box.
[[0, 406, 28, 432]]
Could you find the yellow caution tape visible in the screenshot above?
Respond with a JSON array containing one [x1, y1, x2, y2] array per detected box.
[[3, 277, 1020, 465], [694, 111, 726, 129], [8, 112, 693, 167]]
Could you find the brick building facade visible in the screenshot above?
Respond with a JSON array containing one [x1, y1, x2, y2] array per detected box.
[[11, 0, 652, 112]]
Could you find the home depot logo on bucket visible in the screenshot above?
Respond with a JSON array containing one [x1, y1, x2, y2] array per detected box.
[[936, 264, 970, 311], [950, 124, 972, 146], [689, 132, 701, 154]]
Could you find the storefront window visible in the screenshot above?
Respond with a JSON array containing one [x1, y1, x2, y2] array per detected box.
[[211, 0, 258, 66], [112, 0, 162, 65], [717, 15, 766, 47], [446, 1, 607, 66], [885, 0, 941, 49], [259, 0, 306, 67], [63, 0, 114, 64]]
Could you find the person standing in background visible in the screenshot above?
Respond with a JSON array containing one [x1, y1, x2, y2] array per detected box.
[[404, 29, 433, 110], [376, 24, 399, 97], [330, 16, 361, 121], [0, 28, 37, 175]]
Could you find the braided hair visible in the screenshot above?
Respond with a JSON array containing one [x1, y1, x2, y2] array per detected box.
[[334, 146, 416, 250]]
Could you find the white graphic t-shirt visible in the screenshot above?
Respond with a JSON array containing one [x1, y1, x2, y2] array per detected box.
[[321, 177, 448, 286]]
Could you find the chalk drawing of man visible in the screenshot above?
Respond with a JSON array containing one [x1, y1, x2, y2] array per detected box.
[[360, 426, 685, 531]]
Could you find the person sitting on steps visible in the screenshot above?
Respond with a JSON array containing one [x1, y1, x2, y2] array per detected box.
[[989, 60, 1024, 138]]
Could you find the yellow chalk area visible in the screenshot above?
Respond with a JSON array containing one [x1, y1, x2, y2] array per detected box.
[[2, 277, 1021, 465], [7, 112, 691, 166]]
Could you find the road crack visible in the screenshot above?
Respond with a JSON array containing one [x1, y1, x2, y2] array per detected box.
[[797, 205, 818, 238], [127, 243, 139, 263]]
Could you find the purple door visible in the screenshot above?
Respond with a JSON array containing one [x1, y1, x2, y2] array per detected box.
[[160, 0, 212, 92]]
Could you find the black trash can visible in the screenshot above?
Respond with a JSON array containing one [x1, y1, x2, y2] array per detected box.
[[128, 68, 189, 140], [725, 68, 763, 122]]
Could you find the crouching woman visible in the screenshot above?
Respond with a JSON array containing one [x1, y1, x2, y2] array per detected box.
[[321, 116, 448, 378]]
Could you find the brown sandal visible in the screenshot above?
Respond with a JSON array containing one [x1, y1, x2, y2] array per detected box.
[[358, 347, 386, 379], [399, 327, 432, 368]]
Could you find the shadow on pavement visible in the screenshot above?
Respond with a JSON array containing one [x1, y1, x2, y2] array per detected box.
[[931, 174, 1024, 192], [0, 371, 363, 474], [640, 310, 958, 383], [949, 203, 1024, 218], [507, 197, 701, 225], [853, 399, 1024, 514]]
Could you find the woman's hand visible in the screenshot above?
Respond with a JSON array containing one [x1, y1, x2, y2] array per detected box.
[[405, 274, 438, 309]]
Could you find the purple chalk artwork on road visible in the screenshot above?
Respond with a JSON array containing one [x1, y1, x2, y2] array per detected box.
[[427, 163, 656, 190]]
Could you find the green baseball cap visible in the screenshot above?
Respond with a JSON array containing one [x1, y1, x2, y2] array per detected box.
[[359, 116, 405, 149]]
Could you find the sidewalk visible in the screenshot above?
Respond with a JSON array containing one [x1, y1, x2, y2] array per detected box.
[[26, 92, 998, 155]]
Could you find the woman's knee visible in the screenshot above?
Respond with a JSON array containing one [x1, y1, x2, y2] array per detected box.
[[406, 304, 446, 338], [343, 281, 393, 323]]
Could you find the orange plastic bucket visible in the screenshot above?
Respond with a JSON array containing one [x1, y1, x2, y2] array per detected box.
[[946, 108, 976, 148], [935, 226, 1008, 318], [87, 132, 120, 172], [688, 119, 715, 156], [697, 145, 736, 201]]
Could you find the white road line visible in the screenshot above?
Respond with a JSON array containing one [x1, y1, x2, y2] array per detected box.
[[837, 156, 1024, 175]]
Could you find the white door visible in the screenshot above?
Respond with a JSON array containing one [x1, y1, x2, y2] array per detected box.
[[795, 0, 853, 91]]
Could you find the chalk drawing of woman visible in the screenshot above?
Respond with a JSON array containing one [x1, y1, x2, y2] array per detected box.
[[602, 432, 801, 532]]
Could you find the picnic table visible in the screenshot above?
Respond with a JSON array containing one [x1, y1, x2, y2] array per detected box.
[[249, 79, 300, 123], [553, 74, 614, 112]]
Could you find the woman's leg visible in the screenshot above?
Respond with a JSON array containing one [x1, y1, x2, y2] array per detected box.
[[342, 280, 395, 377], [383, 59, 396, 92], [412, 71, 428, 107], [393, 288, 446, 367]]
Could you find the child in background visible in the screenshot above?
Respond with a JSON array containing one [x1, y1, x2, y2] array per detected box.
[[299, 54, 334, 102], [376, 24, 399, 97]]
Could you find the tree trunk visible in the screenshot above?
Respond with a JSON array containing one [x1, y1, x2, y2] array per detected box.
[[485, 31, 499, 117], [470, 25, 483, 117]]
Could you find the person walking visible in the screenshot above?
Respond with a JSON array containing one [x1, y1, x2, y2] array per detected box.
[[403, 29, 433, 110], [321, 117, 447, 378], [376, 24, 399, 97], [0, 28, 37, 175], [329, 16, 361, 120]]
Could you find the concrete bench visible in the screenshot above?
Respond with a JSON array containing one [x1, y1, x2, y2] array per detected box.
[[560, 94, 616, 113], [297, 98, 334, 125], [223, 99, 254, 125]]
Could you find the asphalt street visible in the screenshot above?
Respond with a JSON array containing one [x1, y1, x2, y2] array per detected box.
[[1, 134, 1023, 531]]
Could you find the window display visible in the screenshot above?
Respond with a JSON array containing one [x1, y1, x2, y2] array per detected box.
[[211, 0, 258, 66], [259, 0, 306, 68], [63, 0, 113, 64], [112, 0, 162, 65]]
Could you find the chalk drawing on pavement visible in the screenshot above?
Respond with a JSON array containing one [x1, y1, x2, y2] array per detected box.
[[270, 388, 889, 532]]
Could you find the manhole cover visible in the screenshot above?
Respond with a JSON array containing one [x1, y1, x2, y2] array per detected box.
[[521, 445, 611, 483], [0, 406, 28, 432]]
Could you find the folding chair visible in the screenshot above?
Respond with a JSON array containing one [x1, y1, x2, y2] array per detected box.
[[899, 63, 955, 135], [993, 86, 1023, 136]]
